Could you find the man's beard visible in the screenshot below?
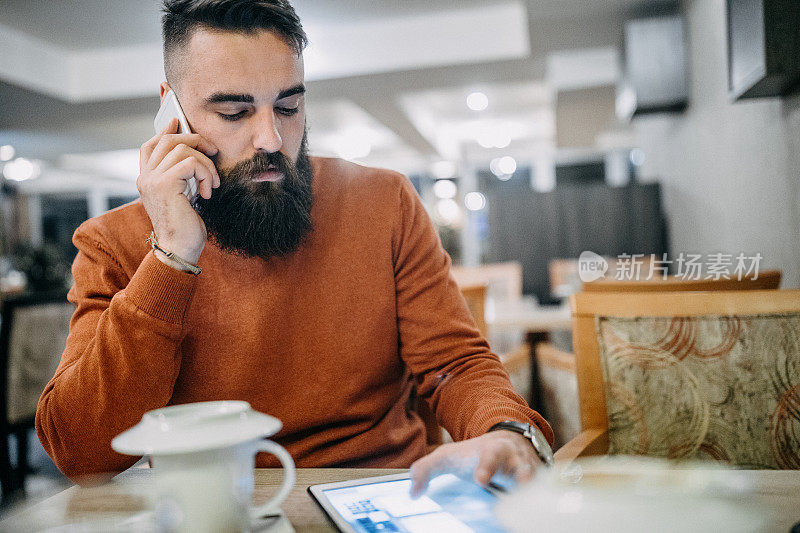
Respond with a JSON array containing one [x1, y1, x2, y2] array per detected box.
[[194, 134, 314, 260]]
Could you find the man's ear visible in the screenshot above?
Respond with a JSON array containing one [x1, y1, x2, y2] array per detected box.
[[159, 82, 173, 103]]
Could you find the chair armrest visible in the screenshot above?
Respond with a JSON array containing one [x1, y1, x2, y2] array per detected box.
[[553, 428, 608, 463], [499, 343, 530, 374], [534, 342, 576, 373]]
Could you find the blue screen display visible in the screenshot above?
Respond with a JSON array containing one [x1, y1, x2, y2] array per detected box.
[[322, 474, 508, 533]]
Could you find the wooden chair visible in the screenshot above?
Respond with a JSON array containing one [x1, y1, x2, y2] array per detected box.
[[450, 262, 526, 356], [450, 262, 523, 305], [0, 291, 72, 499], [582, 269, 782, 292], [548, 256, 661, 299], [459, 285, 488, 337], [547, 259, 581, 299], [555, 289, 800, 469], [533, 341, 580, 448], [536, 269, 783, 449]]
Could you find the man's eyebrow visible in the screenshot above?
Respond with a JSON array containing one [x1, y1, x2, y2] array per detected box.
[[277, 84, 305, 100], [203, 85, 305, 105], [205, 93, 255, 104]]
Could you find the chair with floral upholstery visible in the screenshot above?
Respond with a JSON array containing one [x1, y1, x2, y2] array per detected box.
[[555, 289, 800, 469], [539, 270, 783, 450], [0, 291, 72, 498]]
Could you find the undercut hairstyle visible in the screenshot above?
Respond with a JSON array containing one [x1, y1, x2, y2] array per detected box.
[[162, 0, 308, 83]]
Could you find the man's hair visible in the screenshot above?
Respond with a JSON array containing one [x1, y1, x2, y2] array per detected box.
[[162, 0, 308, 83]]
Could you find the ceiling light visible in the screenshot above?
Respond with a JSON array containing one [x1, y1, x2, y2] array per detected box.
[[630, 148, 645, 166], [490, 156, 516, 181], [431, 160, 456, 180], [0, 145, 15, 162], [435, 198, 461, 226], [497, 156, 517, 175], [489, 157, 503, 176], [493, 130, 512, 149], [433, 179, 457, 200], [477, 130, 495, 149], [3, 158, 39, 181], [466, 92, 489, 111], [464, 192, 486, 211]]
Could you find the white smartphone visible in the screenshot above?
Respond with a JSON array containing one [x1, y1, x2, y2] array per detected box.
[[154, 90, 198, 201]]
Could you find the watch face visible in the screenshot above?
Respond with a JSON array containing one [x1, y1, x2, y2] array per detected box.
[[530, 429, 555, 466], [531, 431, 547, 450]]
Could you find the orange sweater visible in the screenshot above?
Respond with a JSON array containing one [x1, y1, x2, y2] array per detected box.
[[36, 157, 552, 480]]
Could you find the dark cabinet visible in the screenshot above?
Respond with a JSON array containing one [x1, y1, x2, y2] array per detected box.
[[621, 15, 689, 116], [727, 0, 800, 99]]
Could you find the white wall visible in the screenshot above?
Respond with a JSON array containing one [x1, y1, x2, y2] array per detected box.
[[633, 0, 800, 287]]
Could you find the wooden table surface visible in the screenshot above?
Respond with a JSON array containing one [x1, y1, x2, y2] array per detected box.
[[0, 468, 404, 532], [487, 305, 572, 332], [2, 467, 799, 532]]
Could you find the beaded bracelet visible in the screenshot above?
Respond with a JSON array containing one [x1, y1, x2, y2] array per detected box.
[[147, 231, 202, 275]]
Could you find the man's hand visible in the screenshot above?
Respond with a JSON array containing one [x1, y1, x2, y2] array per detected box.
[[409, 430, 541, 498], [137, 118, 220, 267]]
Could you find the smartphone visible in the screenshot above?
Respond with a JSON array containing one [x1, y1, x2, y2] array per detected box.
[[154, 90, 198, 201]]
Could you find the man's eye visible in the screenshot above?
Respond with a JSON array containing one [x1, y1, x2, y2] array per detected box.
[[218, 111, 246, 121], [276, 107, 299, 116]]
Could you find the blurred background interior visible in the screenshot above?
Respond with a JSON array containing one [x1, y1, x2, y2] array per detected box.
[[0, 0, 798, 514]]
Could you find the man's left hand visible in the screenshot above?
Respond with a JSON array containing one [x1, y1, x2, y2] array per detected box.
[[409, 430, 541, 498]]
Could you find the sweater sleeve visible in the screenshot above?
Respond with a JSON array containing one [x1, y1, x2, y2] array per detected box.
[[35, 224, 198, 481], [391, 176, 553, 444]]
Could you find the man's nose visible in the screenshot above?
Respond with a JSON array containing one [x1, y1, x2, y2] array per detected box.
[[251, 109, 283, 153]]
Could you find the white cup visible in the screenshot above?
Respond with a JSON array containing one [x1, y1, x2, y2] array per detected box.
[[151, 439, 294, 532], [113, 401, 295, 533]]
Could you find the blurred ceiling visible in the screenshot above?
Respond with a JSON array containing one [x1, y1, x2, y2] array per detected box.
[[0, 0, 663, 184], [1, 0, 654, 49]]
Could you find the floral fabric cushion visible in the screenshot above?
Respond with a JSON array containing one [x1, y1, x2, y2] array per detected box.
[[596, 313, 800, 469], [7, 302, 73, 424]]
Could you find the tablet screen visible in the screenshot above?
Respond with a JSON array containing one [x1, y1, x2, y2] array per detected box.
[[320, 474, 507, 533]]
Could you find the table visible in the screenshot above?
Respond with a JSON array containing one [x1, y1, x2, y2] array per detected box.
[[486, 304, 572, 333], [3, 468, 799, 532], [0, 468, 404, 532]]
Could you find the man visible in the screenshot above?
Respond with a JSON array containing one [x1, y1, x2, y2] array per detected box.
[[35, 0, 553, 496]]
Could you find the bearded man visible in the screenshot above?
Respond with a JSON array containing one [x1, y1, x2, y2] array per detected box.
[[36, 0, 553, 496]]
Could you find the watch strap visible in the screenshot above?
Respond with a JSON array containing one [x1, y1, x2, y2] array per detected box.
[[489, 420, 555, 467]]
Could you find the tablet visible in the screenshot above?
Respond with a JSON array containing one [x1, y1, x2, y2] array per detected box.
[[308, 472, 508, 533]]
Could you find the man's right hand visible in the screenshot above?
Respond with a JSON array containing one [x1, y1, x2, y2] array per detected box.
[[137, 118, 220, 267]]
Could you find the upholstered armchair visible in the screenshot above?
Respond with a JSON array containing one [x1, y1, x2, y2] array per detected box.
[[555, 289, 800, 469], [1, 291, 72, 497], [537, 269, 782, 452]]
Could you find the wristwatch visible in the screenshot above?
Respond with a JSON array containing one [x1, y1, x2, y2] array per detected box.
[[489, 421, 554, 467]]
